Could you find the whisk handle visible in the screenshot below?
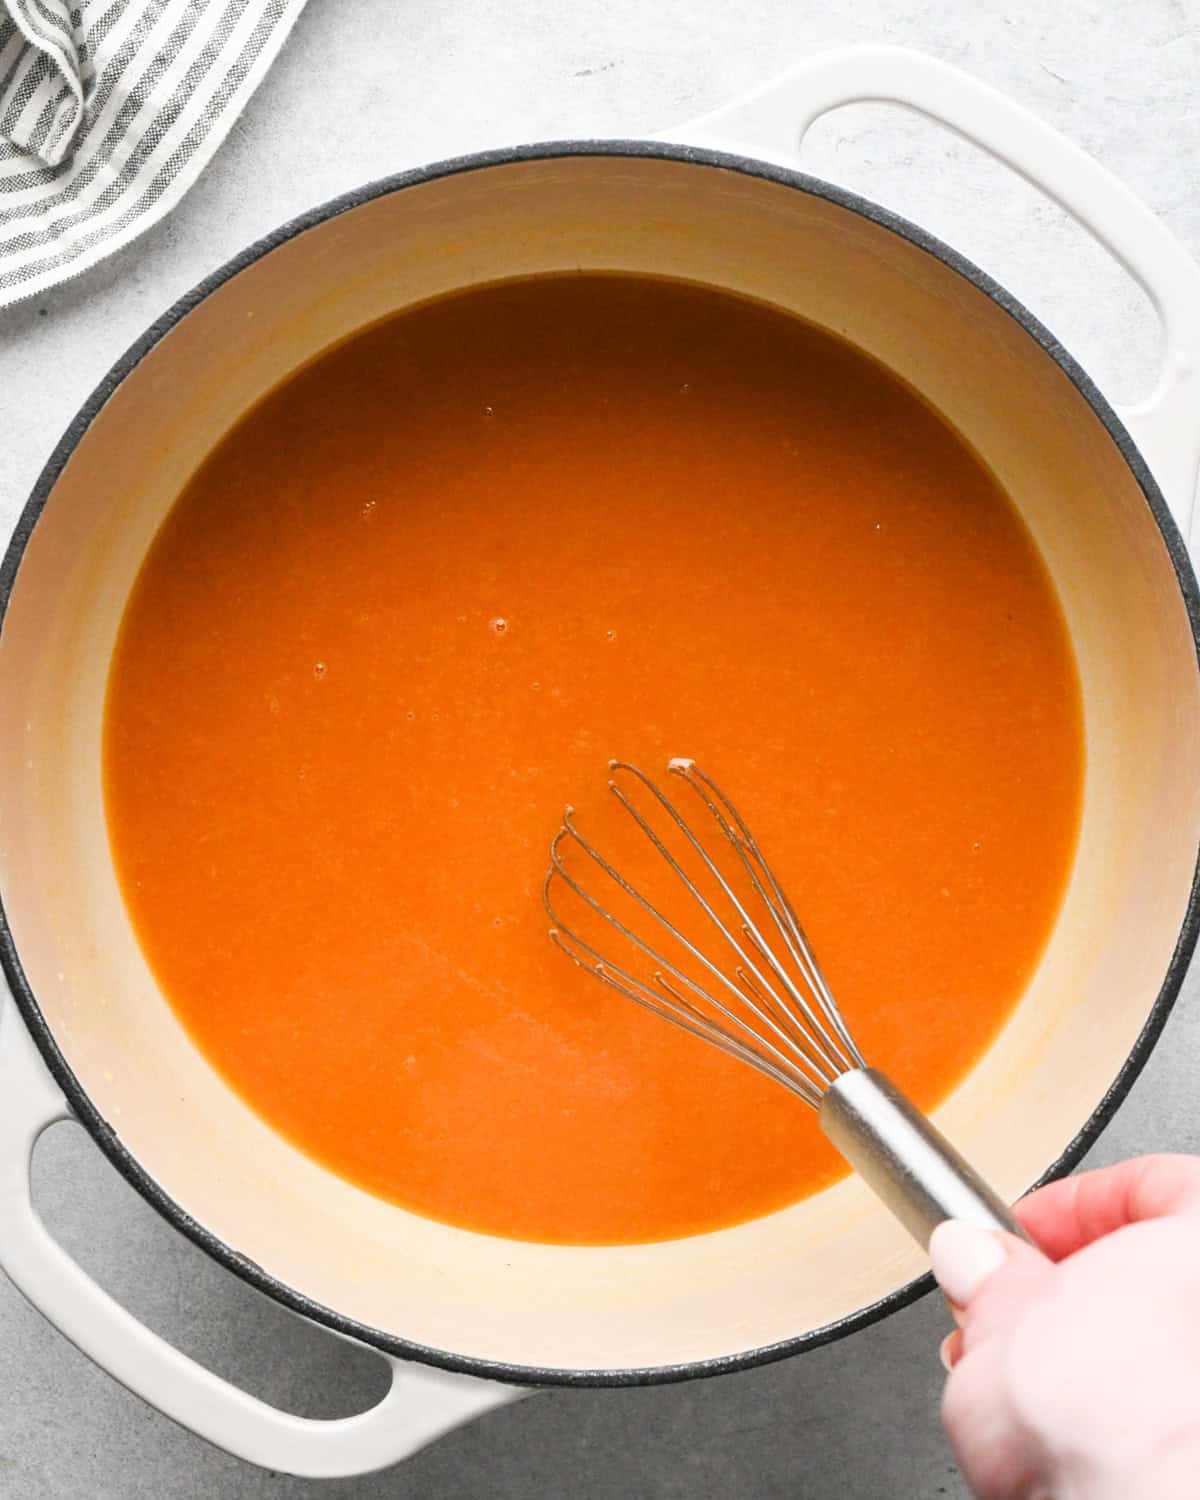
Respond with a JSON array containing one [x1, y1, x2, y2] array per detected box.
[[819, 1068, 1033, 1249]]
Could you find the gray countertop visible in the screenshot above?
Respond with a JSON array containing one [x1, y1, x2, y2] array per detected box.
[[2, 2, 1199, 1495]]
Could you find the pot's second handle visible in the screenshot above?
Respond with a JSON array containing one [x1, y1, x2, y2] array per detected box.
[[660, 45, 1200, 547], [0, 998, 520, 1477]]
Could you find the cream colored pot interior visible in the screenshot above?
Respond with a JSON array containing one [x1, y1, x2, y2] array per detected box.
[[1, 154, 1197, 1374]]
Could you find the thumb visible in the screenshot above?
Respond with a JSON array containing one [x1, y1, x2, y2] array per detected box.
[[929, 1219, 1054, 1352]]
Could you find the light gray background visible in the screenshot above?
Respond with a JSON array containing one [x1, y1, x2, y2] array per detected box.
[[2, 2, 1199, 1496]]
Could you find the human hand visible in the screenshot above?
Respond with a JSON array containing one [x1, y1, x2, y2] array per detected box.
[[928, 1154, 1200, 1500]]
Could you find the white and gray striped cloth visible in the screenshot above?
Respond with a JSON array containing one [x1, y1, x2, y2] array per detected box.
[[0, 0, 308, 310]]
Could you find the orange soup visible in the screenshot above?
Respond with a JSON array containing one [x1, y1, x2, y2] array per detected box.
[[104, 274, 1084, 1244]]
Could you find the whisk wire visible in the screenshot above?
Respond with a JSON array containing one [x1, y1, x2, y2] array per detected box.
[[603, 770, 841, 1085], [543, 760, 867, 1108], [699, 768, 870, 1074], [681, 768, 861, 1073], [669, 761, 866, 1073], [549, 906, 823, 1104], [548, 819, 833, 1097]]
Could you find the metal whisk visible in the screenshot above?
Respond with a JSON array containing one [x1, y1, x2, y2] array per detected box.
[[544, 758, 1029, 1249]]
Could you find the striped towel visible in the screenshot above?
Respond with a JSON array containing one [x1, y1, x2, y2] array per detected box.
[[0, 0, 308, 310]]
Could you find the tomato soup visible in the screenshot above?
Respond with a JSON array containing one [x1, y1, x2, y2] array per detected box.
[[104, 274, 1083, 1244]]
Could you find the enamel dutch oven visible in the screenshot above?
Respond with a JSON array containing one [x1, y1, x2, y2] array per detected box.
[[2, 47, 1200, 1478]]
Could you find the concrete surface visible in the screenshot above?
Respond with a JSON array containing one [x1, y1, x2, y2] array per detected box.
[[2, 1, 1199, 1495]]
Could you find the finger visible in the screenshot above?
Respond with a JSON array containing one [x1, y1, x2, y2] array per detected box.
[[929, 1221, 1054, 1353], [1015, 1154, 1200, 1260], [942, 1340, 1044, 1500], [957, 1235, 1053, 1353], [938, 1329, 963, 1371]]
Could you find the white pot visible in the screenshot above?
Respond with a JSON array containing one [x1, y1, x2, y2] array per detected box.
[[2, 45, 1199, 1478]]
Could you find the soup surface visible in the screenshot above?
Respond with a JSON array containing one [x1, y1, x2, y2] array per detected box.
[[105, 274, 1083, 1244]]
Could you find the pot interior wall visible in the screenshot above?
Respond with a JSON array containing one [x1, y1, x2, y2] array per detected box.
[[1, 153, 1197, 1374]]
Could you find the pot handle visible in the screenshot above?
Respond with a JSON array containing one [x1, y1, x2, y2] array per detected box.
[[659, 45, 1200, 546], [0, 997, 521, 1477]]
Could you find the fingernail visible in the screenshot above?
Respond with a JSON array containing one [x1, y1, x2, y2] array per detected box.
[[938, 1332, 957, 1372], [928, 1220, 1006, 1307]]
